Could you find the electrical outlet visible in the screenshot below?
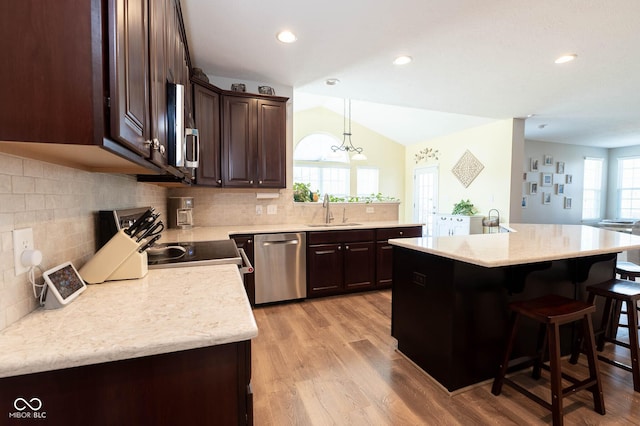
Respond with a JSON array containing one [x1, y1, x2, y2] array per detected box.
[[256, 205, 263, 215], [13, 228, 34, 275], [267, 205, 277, 215]]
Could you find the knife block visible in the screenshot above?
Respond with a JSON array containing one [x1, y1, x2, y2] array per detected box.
[[79, 229, 142, 284], [107, 251, 148, 281]]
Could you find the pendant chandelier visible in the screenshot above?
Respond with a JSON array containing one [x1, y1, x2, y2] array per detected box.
[[331, 98, 367, 161]]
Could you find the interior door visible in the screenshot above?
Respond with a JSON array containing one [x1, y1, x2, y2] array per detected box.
[[413, 165, 438, 236]]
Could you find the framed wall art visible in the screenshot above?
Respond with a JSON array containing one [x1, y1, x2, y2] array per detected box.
[[541, 173, 553, 186], [564, 197, 572, 209], [530, 158, 539, 172], [557, 161, 565, 174], [529, 182, 538, 194], [566, 175, 573, 184], [544, 155, 553, 166], [522, 196, 528, 208], [543, 192, 552, 204], [556, 183, 565, 194]]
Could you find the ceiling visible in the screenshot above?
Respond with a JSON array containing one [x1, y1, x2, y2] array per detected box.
[[181, 0, 640, 148]]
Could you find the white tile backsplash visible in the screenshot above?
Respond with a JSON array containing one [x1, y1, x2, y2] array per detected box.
[[0, 152, 167, 331]]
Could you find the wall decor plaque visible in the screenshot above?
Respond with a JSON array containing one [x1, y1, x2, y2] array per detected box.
[[452, 150, 484, 188]]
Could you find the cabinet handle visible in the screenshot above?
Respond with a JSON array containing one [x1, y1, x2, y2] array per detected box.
[[399, 231, 404, 236], [250, 180, 254, 184], [184, 128, 199, 168], [217, 179, 222, 184], [259, 180, 263, 185], [247, 240, 252, 244], [159, 144, 165, 155], [143, 139, 160, 150], [338, 246, 342, 251], [345, 245, 349, 250]]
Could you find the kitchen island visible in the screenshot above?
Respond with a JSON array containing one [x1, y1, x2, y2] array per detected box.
[[0, 264, 256, 425], [389, 224, 640, 392]]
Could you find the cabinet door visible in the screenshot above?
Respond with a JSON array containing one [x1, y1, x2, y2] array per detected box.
[[376, 241, 394, 288], [193, 84, 222, 186], [435, 216, 452, 236], [375, 227, 423, 288], [222, 96, 257, 187], [256, 99, 286, 188], [109, 0, 151, 157], [307, 243, 343, 296], [148, 0, 168, 168], [344, 241, 375, 290], [451, 217, 470, 235]]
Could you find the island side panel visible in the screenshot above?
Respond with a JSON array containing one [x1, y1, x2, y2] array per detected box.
[[391, 247, 457, 387]]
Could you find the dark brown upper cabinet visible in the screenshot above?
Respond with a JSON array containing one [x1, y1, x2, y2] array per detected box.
[[193, 81, 222, 186], [222, 94, 287, 188], [0, 0, 191, 176]]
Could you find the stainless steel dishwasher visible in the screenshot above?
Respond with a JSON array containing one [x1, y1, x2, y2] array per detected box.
[[254, 232, 306, 304]]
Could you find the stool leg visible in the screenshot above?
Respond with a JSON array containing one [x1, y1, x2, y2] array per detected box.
[[627, 301, 640, 392], [532, 323, 547, 380], [582, 313, 606, 414], [598, 297, 614, 351], [548, 322, 564, 426], [570, 292, 596, 364], [492, 312, 519, 396], [611, 300, 623, 340]]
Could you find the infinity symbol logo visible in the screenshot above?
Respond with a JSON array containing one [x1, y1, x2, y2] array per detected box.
[[14, 397, 43, 411]]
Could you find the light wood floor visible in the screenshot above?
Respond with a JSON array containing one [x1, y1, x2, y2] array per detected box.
[[251, 290, 640, 425]]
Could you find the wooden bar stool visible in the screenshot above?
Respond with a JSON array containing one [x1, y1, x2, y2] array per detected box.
[[570, 279, 640, 392], [492, 294, 605, 426], [616, 261, 640, 281]]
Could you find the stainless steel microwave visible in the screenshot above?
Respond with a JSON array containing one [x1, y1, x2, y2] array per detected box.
[[167, 82, 199, 174]]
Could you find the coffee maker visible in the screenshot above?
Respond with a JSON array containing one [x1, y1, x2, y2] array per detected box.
[[167, 197, 194, 229]]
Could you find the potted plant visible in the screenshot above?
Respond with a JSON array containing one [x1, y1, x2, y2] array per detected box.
[[452, 199, 477, 216], [293, 182, 316, 202]]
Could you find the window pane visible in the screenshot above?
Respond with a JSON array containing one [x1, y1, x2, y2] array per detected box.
[[582, 158, 603, 220], [618, 157, 640, 218]]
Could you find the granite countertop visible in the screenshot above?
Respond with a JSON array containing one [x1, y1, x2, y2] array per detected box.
[[0, 264, 257, 379], [389, 223, 640, 268], [162, 221, 423, 243]]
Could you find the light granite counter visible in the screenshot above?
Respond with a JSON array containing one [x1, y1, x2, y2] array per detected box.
[[0, 264, 257, 379], [389, 223, 640, 268], [162, 221, 423, 243]]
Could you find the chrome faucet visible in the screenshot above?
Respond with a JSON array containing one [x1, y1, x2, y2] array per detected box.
[[323, 193, 334, 224]]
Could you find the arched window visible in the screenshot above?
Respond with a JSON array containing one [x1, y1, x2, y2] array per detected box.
[[294, 133, 350, 198]]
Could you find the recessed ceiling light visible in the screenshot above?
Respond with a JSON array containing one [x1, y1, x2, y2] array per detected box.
[[554, 54, 577, 64], [393, 55, 412, 65], [325, 78, 340, 86], [276, 30, 297, 44]]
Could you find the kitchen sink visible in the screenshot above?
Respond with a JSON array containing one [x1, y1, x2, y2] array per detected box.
[[307, 223, 361, 227]]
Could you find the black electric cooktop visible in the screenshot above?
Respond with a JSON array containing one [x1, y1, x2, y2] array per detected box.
[[147, 240, 241, 269]]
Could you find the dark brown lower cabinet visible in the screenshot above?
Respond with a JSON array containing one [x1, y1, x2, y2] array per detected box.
[[0, 342, 252, 426], [307, 230, 375, 297], [375, 226, 423, 288]]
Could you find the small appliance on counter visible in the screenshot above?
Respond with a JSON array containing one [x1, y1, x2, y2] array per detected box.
[[81, 208, 164, 284], [168, 197, 194, 229]]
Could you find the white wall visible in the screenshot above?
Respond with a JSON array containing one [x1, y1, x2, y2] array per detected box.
[[521, 140, 608, 224], [404, 119, 520, 224]]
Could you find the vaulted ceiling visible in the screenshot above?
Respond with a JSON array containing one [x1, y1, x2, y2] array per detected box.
[[181, 0, 640, 147]]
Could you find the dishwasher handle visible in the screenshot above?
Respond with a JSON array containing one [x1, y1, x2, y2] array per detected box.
[[261, 239, 299, 247], [238, 248, 254, 275]]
